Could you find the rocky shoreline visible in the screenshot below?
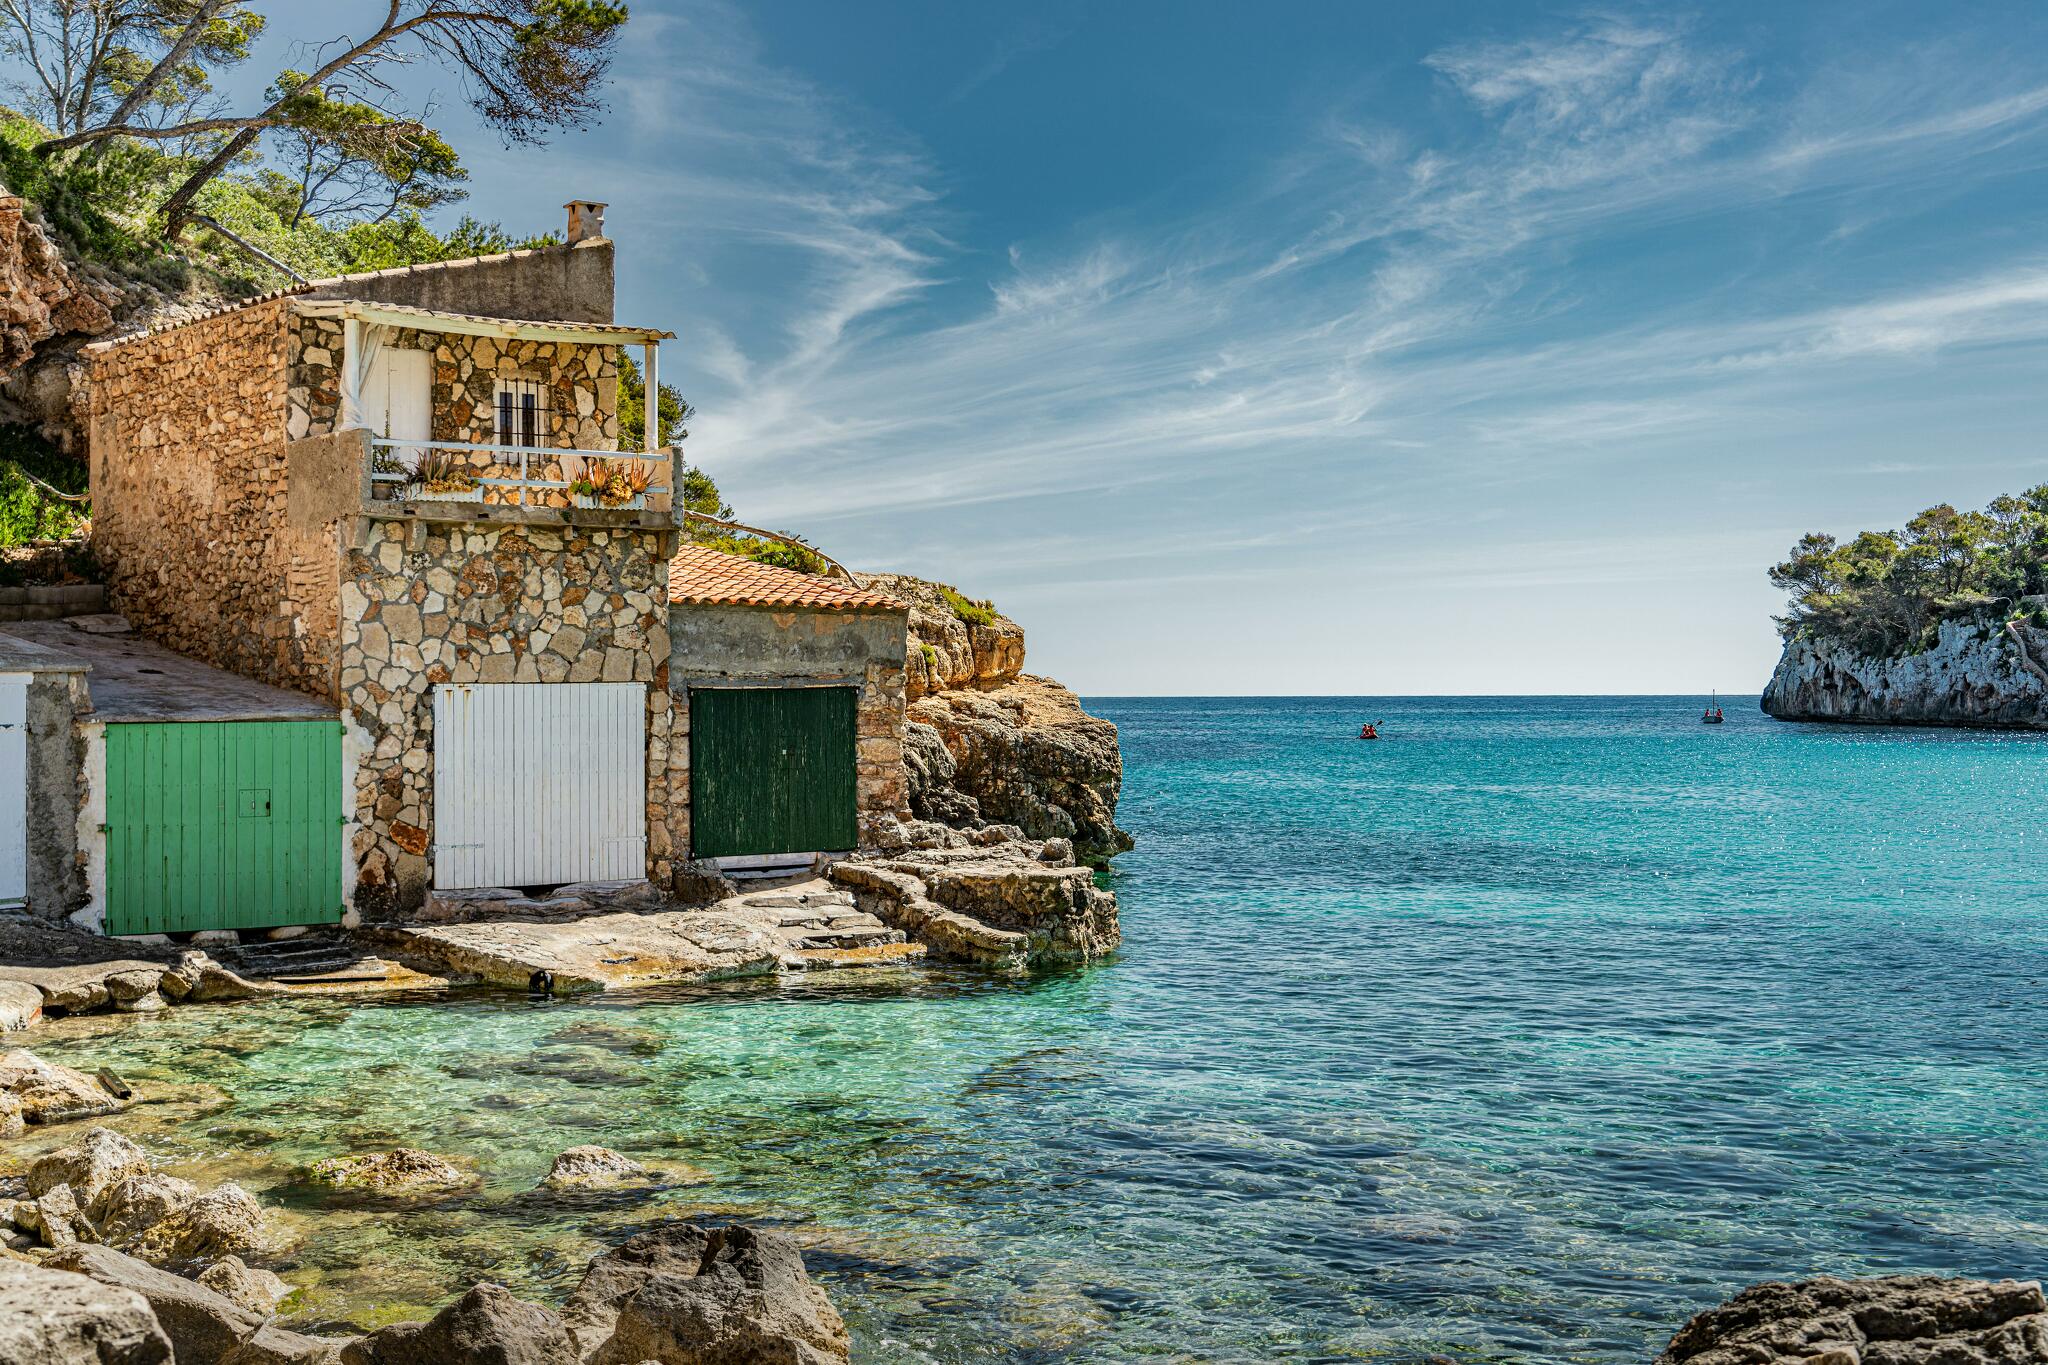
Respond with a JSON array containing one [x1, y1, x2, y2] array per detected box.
[[1762, 614, 2048, 729], [1, 1113, 850, 1363]]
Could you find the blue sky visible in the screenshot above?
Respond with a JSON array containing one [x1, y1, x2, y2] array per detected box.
[[226, 5, 2048, 691]]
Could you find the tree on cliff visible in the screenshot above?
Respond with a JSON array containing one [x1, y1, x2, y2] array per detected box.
[[18, 0, 626, 235], [1771, 486, 2048, 656], [0, 0, 263, 142]]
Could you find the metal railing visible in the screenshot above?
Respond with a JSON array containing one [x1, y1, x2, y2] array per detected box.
[[368, 438, 671, 510]]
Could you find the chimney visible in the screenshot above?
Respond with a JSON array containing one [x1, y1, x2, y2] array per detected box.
[[564, 200, 607, 244]]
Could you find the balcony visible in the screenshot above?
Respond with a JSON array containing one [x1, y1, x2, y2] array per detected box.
[[366, 438, 674, 528]]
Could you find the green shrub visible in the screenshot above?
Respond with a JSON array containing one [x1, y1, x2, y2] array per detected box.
[[939, 586, 996, 627], [0, 425, 90, 545], [919, 642, 939, 668]]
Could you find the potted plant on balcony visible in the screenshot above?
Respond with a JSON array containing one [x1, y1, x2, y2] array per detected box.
[[409, 450, 482, 503], [569, 461, 654, 510]]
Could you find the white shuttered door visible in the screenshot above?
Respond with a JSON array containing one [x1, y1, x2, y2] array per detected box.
[[0, 674, 26, 906], [432, 683, 646, 890]]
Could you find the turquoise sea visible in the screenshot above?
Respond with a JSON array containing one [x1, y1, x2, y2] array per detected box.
[[36, 696, 2048, 1362]]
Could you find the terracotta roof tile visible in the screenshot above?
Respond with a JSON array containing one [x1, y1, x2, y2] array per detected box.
[[669, 546, 903, 612]]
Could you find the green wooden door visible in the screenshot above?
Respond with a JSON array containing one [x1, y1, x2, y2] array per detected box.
[[104, 721, 343, 935], [690, 687, 858, 857]]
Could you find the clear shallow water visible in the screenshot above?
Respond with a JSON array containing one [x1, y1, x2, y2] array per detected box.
[[26, 697, 2048, 1362]]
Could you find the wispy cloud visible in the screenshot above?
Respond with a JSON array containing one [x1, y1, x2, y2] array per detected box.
[[582, 4, 2048, 689]]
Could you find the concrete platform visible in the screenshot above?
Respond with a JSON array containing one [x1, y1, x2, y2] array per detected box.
[[0, 619, 337, 723]]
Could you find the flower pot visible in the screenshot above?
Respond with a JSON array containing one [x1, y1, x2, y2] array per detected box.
[[573, 494, 646, 510], [411, 487, 480, 503]]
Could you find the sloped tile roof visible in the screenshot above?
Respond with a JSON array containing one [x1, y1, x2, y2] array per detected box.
[[668, 545, 903, 612]]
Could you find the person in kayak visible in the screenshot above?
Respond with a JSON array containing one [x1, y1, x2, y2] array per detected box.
[[1359, 722, 1380, 740]]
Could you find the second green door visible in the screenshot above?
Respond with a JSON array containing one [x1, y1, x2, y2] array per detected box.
[[690, 686, 858, 858]]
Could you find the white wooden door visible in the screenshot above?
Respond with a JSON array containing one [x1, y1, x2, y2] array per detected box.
[[0, 674, 27, 907], [373, 348, 433, 444], [431, 683, 646, 890]]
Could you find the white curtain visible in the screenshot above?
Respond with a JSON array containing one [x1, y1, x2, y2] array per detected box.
[[338, 321, 387, 431]]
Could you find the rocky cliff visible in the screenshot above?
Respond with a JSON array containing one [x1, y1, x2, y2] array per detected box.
[[1762, 613, 2048, 728], [863, 573, 1133, 866]]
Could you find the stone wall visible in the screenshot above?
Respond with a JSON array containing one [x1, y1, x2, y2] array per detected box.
[[84, 300, 338, 696], [669, 602, 910, 853], [343, 520, 680, 914], [303, 239, 615, 325]]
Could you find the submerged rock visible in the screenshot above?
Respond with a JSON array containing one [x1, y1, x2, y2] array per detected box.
[[340, 1282, 577, 1364], [197, 1255, 292, 1316], [564, 1223, 850, 1365], [542, 1145, 649, 1189], [0, 1047, 128, 1123], [1658, 1274, 2048, 1364], [0, 1257, 172, 1364], [309, 1149, 475, 1194]]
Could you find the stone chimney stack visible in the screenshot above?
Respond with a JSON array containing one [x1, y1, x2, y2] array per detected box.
[[564, 200, 607, 244]]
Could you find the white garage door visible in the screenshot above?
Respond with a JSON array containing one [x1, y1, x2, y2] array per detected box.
[[432, 683, 646, 890]]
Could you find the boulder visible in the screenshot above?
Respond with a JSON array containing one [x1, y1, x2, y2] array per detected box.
[[29, 1182, 88, 1248], [309, 1148, 475, 1193], [0, 1048, 126, 1122], [0, 1257, 172, 1364], [128, 1182, 273, 1265], [339, 1282, 578, 1364], [29, 1127, 151, 1204], [198, 1254, 292, 1315], [565, 1223, 849, 1365], [47, 1242, 264, 1363], [1658, 1274, 2048, 1364], [542, 1145, 649, 1189], [906, 676, 1133, 866], [0, 978, 42, 1031], [90, 1171, 200, 1248]]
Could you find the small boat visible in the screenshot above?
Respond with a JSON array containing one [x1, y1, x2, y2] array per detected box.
[[1359, 721, 1381, 740], [1701, 691, 1724, 725]]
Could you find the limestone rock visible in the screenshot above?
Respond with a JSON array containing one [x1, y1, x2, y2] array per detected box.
[[1658, 1274, 2048, 1364], [862, 573, 1025, 698], [907, 677, 1133, 866], [48, 1243, 265, 1363], [29, 1127, 151, 1205], [0, 194, 116, 384], [197, 1255, 292, 1316], [128, 1182, 273, 1265], [565, 1223, 849, 1365], [90, 1172, 200, 1248], [0, 1047, 127, 1123], [832, 841, 1119, 966], [0, 979, 42, 1031], [309, 1148, 475, 1193], [542, 1145, 648, 1189], [391, 911, 781, 992], [1763, 615, 2048, 728], [29, 1182, 88, 1248], [339, 1282, 578, 1364], [0, 1088, 21, 1138], [0, 1257, 173, 1364]]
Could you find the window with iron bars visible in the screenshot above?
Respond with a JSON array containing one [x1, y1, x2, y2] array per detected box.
[[494, 378, 548, 448]]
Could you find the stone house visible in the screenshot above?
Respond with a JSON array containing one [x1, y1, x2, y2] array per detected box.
[[79, 204, 690, 922], [666, 547, 909, 873]]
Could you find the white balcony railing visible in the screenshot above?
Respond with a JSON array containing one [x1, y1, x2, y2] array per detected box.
[[368, 438, 672, 512]]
